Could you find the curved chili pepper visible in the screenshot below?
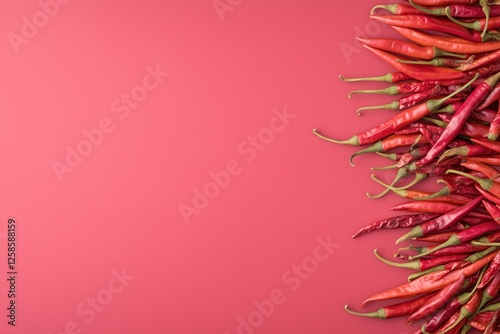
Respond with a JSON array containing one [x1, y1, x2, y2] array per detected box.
[[461, 161, 500, 181], [437, 113, 489, 139], [364, 44, 468, 81], [371, 13, 480, 42], [339, 71, 412, 83], [392, 25, 500, 54], [466, 155, 500, 166], [344, 292, 434, 319], [441, 289, 482, 333], [388, 187, 472, 204], [396, 196, 483, 243], [416, 72, 500, 166], [312, 78, 474, 146], [408, 275, 465, 324], [349, 133, 429, 166], [352, 213, 439, 238], [458, 49, 500, 73], [411, 2, 500, 18]]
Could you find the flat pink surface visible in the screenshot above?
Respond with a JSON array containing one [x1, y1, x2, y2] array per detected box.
[[0, 1, 442, 333]]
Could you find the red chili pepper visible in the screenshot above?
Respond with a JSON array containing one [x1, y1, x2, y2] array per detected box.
[[416, 72, 500, 166], [441, 288, 482, 333], [339, 71, 413, 83], [396, 196, 483, 243], [356, 36, 463, 60], [364, 44, 468, 81], [417, 3, 500, 18], [410, 222, 500, 259], [476, 184, 500, 206], [461, 160, 500, 181], [374, 249, 469, 271], [344, 292, 434, 319], [397, 145, 432, 167], [352, 213, 439, 238], [479, 272, 500, 310], [439, 145, 495, 164], [408, 275, 465, 324], [392, 25, 500, 54], [412, 243, 489, 257], [389, 188, 472, 204], [489, 105, 500, 141], [466, 155, 500, 166], [349, 133, 429, 166], [470, 138, 500, 154], [412, 0, 479, 5], [458, 50, 500, 72], [370, 14, 480, 42], [484, 309, 500, 334], [312, 78, 475, 146], [398, 56, 474, 68]]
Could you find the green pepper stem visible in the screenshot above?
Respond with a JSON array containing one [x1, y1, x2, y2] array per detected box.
[[370, 4, 398, 15], [471, 241, 500, 247], [350, 141, 383, 166], [356, 101, 399, 115], [371, 163, 398, 171], [348, 86, 398, 97], [480, 0, 490, 41], [395, 225, 424, 245], [312, 129, 360, 146], [429, 73, 479, 111], [438, 146, 468, 164], [373, 249, 419, 270], [409, 235, 461, 260], [397, 59, 446, 67], [412, 185, 451, 201], [344, 305, 385, 318], [434, 47, 466, 59], [339, 73, 393, 82], [409, 0, 445, 15], [375, 152, 398, 161], [408, 265, 443, 282]]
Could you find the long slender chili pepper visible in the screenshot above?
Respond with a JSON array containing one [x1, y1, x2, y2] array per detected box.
[[484, 309, 499, 334], [363, 251, 497, 304], [409, 222, 500, 259], [364, 45, 468, 81], [416, 72, 500, 166], [391, 200, 490, 219], [348, 81, 436, 97], [396, 196, 483, 243], [489, 106, 500, 140], [409, 2, 500, 18], [392, 25, 500, 54], [479, 251, 500, 289], [370, 13, 480, 42], [344, 293, 435, 319], [466, 156, 500, 167], [412, 0, 479, 6], [349, 134, 429, 166], [442, 288, 482, 333], [475, 184, 500, 206], [437, 114, 490, 139], [352, 213, 439, 238], [398, 57, 473, 68], [388, 187, 472, 204], [471, 107, 497, 122], [373, 249, 469, 271], [448, 14, 500, 33], [409, 243, 488, 257], [471, 138, 500, 154], [356, 37, 463, 60], [458, 50, 500, 72], [312, 77, 475, 146], [479, 272, 500, 311], [408, 275, 465, 324], [339, 72, 413, 83]]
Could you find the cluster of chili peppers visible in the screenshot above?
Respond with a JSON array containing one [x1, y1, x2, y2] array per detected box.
[[316, 0, 500, 332]]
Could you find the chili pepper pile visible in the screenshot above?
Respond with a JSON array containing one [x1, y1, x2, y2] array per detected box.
[[315, 0, 500, 333]]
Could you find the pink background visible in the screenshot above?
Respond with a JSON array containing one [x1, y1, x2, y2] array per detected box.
[[0, 0, 444, 333]]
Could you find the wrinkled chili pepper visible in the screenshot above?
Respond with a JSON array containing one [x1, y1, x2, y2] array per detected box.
[[396, 196, 483, 243], [483, 200, 500, 223], [374, 249, 469, 271], [448, 170, 500, 199], [352, 213, 439, 238], [416, 72, 500, 166]]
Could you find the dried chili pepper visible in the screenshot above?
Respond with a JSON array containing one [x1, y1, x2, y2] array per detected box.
[[352, 213, 439, 238]]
